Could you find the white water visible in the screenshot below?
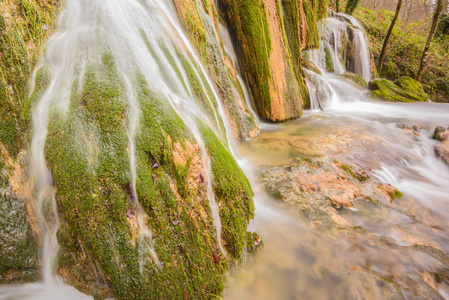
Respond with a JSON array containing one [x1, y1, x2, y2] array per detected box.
[[305, 11, 373, 110], [1, 0, 242, 297], [308, 11, 372, 83], [225, 9, 449, 300]]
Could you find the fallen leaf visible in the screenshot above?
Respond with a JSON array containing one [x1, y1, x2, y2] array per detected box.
[[349, 265, 360, 272]]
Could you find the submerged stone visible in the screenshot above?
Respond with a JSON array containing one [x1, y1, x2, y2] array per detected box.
[[433, 126, 449, 141], [368, 76, 429, 102]]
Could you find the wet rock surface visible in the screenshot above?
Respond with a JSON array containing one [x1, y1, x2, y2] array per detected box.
[[255, 156, 449, 299], [0, 165, 39, 284], [433, 126, 449, 165]]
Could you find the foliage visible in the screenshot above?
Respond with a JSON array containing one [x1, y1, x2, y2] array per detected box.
[[355, 7, 449, 102], [345, 0, 361, 15], [436, 13, 449, 38]]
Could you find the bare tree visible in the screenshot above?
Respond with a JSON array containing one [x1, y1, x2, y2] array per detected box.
[[377, 0, 403, 73], [416, 0, 445, 82]]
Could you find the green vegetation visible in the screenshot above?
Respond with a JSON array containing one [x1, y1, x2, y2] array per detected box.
[[345, 0, 361, 15], [222, 0, 273, 118], [200, 123, 254, 258], [355, 7, 449, 103], [336, 72, 368, 89], [388, 187, 403, 201], [368, 76, 429, 102], [40, 47, 255, 298], [0, 0, 59, 283], [0, 0, 59, 158]]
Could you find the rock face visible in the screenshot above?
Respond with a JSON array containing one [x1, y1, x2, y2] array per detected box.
[[173, 0, 259, 139], [217, 0, 329, 121], [433, 126, 449, 165], [0, 0, 58, 283], [368, 76, 429, 102]]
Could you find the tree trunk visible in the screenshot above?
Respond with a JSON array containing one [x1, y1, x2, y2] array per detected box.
[[345, 0, 361, 15], [336, 0, 340, 12], [416, 0, 445, 82], [377, 0, 403, 74]]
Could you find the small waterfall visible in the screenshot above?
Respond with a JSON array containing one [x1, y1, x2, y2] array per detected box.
[[309, 11, 372, 82], [305, 10, 372, 110]]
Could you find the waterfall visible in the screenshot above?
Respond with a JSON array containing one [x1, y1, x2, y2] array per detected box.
[[3, 0, 252, 296], [309, 11, 372, 81], [305, 11, 373, 110]]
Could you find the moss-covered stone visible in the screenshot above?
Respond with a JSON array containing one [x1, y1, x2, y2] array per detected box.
[[368, 76, 429, 102], [38, 45, 255, 298], [336, 72, 368, 89], [433, 126, 449, 141], [0, 0, 59, 158]]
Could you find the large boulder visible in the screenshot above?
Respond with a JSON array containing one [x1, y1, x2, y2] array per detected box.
[[368, 76, 429, 102]]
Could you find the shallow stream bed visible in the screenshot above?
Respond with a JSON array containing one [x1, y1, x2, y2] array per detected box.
[[226, 102, 449, 300]]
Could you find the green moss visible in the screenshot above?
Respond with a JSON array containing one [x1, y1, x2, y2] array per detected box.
[[388, 188, 403, 201], [172, 0, 208, 62], [365, 197, 379, 205], [23, 67, 50, 122], [0, 0, 59, 157], [42, 45, 255, 297], [324, 47, 335, 73], [177, 51, 226, 136], [368, 77, 429, 102], [199, 124, 254, 258], [336, 72, 368, 89], [339, 164, 355, 178], [222, 0, 272, 118]]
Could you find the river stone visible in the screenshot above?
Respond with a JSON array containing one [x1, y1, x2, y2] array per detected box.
[[368, 76, 429, 102], [433, 126, 449, 141], [433, 126, 449, 164]]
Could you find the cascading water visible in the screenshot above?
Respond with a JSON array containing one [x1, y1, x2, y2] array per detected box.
[[1, 0, 248, 297], [309, 11, 372, 81], [305, 10, 373, 110], [225, 8, 449, 300], [3, 0, 449, 298]]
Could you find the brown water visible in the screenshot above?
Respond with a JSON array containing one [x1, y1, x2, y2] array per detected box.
[[226, 103, 449, 300]]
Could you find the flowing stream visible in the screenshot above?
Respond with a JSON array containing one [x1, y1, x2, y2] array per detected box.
[[2, 2, 449, 299], [225, 12, 449, 300]]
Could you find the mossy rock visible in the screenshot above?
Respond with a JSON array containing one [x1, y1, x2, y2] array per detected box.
[[368, 76, 429, 102], [302, 51, 322, 75], [336, 72, 368, 89], [433, 126, 449, 141]]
